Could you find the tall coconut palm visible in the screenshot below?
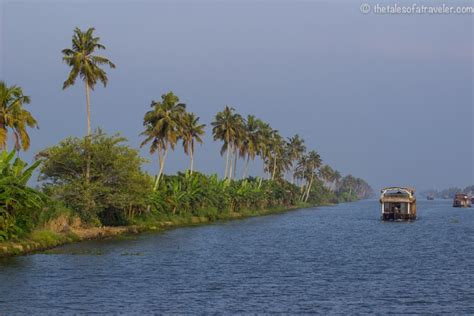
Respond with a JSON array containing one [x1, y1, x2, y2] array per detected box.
[[286, 134, 306, 183], [211, 106, 241, 179], [180, 112, 205, 174], [0, 81, 38, 151], [240, 115, 261, 179], [230, 114, 244, 179], [62, 27, 116, 136], [273, 142, 292, 181], [302, 150, 322, 202], [268, 130, 285, 180], [256, 121, 272, 179], [333, 169, 342, 191], [295, 155, 308, 189], [141, 92, 186, 190], [319, 164, 335, 189]]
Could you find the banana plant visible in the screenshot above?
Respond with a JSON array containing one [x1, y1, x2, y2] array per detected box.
[[0, 151, 46, 240]]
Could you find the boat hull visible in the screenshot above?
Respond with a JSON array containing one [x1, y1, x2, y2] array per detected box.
[[381, 213, 416, 221], [452, 204, 471, 208]]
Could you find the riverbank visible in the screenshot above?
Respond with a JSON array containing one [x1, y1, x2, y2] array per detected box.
[[0, 203, 314, 258]]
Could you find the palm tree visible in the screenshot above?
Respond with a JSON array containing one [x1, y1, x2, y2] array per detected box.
[[240, 115, 261, 178], [268, 130, 285, 180], [295, 155, 308, 189], [256, 121, 272, 179], [180, 112, 205, 174], [333, 169, 342, 191], [230, 114, 244, 179], [0, 81, 38, 151], [319, 164, 335, 189], [62, 27, 116, 136], [141, 92, 186, 190], [273, 143, 292, 181], [301, 150, 322, 202], [211, 106, 241, 179], [286, 135, 306, 183]]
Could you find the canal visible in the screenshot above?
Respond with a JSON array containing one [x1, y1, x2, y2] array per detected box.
[[1, 199, 473, 313]]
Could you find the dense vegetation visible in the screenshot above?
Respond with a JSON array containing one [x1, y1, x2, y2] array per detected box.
[[0, 151, 45, 241], [38, 131, 152, 226], [0, 27, 373, 243]]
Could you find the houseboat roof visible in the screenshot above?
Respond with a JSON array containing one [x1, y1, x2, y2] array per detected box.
[[380, 187, 416, 203], [381, 187, 415, 194]]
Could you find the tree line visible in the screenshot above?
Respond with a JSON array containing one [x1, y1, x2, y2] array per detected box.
[[0, 27, 373, 240], [422, 186, 474, 199]]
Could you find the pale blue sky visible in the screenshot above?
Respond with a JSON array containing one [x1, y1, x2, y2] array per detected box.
[[1, 0, 472, 191]]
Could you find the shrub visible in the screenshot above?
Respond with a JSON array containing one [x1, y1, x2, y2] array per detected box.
[[38, 130, 153, 226]]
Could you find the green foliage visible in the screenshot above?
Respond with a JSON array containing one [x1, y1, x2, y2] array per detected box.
[[38, 130, 153, 226], [0, 81, 38, 151], [305, 178, 338, 205], [0, 151, 46, 241], [149, 172, 302, 218], [62, 27, 116, 90], [2, 29, 378, 255], [29, 229, 62, 246], [336, 175, 374, 201]]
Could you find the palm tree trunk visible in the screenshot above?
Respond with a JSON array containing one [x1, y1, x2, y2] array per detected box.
[[227, 144, 232, 179], [300, 184, 306, 202], [301, 182, 307, 201], [153, 146, 168, 191], [262, 159, 267, 180], [301, 170, 305, 191], [225, 144, 231, 179], [84, 81, 92, 184], [1, 126, 7, 151], [242, 155, 250, 179], [189, 147, 194, 174], [153, 150, 162, 191], [271, 156, 277, 180], [228, 149, 234, 179], [85, 81, 91, 136], [233, 147, 238, 179], [304, 173, 314, 203]]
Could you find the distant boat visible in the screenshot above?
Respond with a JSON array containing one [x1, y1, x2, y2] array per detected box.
[[427, 195, 434, 200], [453, 193, 471, 208], [380, 187, 416, 221]]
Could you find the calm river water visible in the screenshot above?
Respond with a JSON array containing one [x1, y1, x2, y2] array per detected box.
[[1, 199, 473, 314]]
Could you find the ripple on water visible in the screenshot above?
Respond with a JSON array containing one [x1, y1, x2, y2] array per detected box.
[[1, 200, 473, 314]]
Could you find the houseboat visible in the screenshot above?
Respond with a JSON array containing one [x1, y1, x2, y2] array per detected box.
[[380, 187, 416, 221], [452, 193, 472, 208]]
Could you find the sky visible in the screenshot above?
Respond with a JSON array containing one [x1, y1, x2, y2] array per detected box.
[[1, 0, 473, 192]]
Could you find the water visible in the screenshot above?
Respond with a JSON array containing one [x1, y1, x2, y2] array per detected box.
[[1, 199, 473, 314]]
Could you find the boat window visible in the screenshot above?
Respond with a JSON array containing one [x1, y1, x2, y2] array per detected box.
[[399, 203, 408, 214]]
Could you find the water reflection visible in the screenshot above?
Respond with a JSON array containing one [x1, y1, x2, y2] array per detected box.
[[1, 200, 473, 314]]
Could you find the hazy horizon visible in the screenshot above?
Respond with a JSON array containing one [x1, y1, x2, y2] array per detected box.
[[1, 0, 472, 191]]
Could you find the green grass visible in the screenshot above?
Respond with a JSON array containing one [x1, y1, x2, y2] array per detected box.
[[0, 229, 80, 258], [1, 202, 313, 258]]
